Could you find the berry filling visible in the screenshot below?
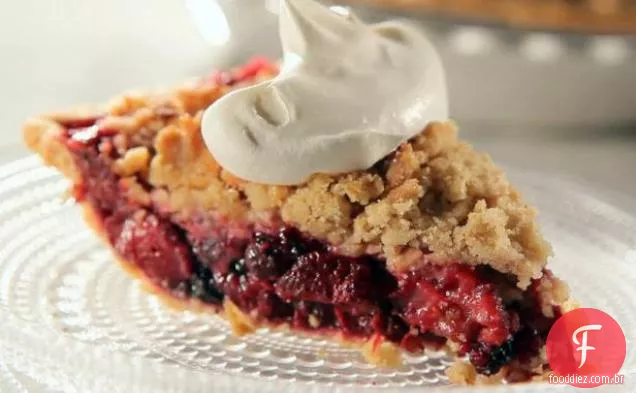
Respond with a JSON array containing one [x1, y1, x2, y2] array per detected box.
[[58, 63, 559, 378]]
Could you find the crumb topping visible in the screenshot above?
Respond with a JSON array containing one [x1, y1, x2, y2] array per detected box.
[[23, 64, 551, 288]]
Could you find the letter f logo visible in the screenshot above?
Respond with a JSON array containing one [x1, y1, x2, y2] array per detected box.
[[572, 324, 602, 368]]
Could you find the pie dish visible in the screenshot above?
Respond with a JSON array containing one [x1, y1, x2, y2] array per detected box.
[[337, 0, 636, 33], [23, 58, 575, 384]]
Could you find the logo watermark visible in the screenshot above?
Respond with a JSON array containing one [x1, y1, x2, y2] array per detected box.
[[546, 308, 626, 388], [548, 373, 625, 386], [572, 324, 602, 368]]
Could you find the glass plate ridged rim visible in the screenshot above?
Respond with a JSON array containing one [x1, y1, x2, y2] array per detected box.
[[0, 156, 634, 393]]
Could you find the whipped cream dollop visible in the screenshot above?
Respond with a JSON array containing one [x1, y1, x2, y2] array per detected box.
[[202, 0, 448, 185]]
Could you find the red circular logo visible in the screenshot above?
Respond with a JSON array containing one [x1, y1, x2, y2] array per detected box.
[[546, 308, 626, 388]]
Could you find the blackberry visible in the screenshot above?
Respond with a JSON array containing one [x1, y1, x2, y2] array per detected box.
[[229, 259, 247, 275], [189, 264, 223, 304], [245, 228, 315, 280], [470, 338, 515, 376]]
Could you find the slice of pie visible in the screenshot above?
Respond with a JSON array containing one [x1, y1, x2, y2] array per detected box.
[[23, 58, 574, 384]]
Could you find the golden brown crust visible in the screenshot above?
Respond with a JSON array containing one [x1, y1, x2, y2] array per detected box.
[[361, 335, 402, 367], [23, 67, 551, 289], [343, 0, 636, 34], [23, 117, 81, 182]]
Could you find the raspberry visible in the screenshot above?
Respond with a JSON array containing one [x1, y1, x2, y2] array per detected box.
[[115, 211, 193, 289]]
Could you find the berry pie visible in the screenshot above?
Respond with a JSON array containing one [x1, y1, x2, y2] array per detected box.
[[23, 58, 575, 383], [23, 0, 576, 385]]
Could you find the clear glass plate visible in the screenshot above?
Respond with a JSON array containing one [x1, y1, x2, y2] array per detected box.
[[0, 157, 634, 393]]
